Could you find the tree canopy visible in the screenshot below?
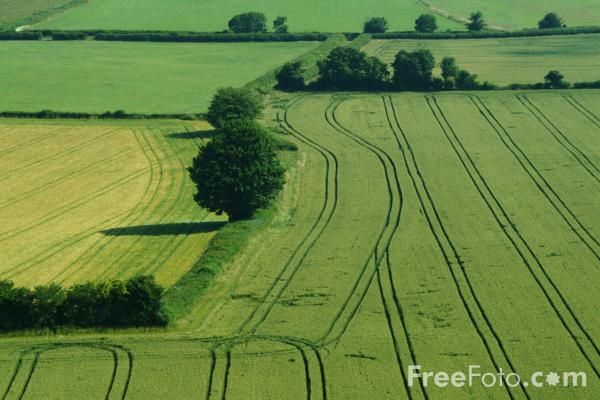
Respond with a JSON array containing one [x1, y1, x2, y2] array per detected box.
[[207, 87, 264, 128], [228, 12, 268, 33], [276, 62, 305, 91], [188, 120, 285, 221], [467, 11, 486, 32], [415, 14, 438, 33], [392, 49, 436, 90], [363, 17, 389, 33], [317, 47, 389, 90], [538, 13, 565, 29], [273, 16, 289, 33]]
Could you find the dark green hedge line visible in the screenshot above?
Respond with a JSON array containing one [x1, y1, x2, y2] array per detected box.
[[0, 30, 328, 42], [0, 110, 205, 120], [373, 26, 600, 39], [0, 276, 168, 332], [0, 31, 41, 40], [93, 32, 329, 42]]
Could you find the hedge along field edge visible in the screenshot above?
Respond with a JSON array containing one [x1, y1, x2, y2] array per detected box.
[[3, 25, 600, 42], [162, 150, 299, 322]]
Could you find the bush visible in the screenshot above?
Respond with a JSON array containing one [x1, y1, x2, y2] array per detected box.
[[363, 17, 388, 34], [206, 87, 264, 128], [415, 14, 438, 33], [456, 69, 480, 90], [316, 47, 389, 90], [276, 62, 306, 91], [538, 13, 565, 29], [189, 120, 285, 221], [467, 11, 486, 32], [392, 49, 436, 90], [0, 276, 168, 332], [228, 12, 268, 33]]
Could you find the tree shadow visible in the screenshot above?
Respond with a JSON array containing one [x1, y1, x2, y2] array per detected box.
[[101, 221, 226, 237], [167, 130, 215, 140]]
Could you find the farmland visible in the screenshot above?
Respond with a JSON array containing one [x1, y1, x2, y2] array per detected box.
[[364, 34, 600, 85], [1, 91, 599, 398], [0, 119, 225, 287], [34, 0, 463, 32], [0, 40, 319, 114], [421, 0, 600, 30]]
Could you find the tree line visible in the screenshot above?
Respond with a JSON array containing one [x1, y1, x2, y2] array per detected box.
[[363, 11, 569, 34], [276, 46, 600, 92], [0, 275, 168, 332], [276, 47, 494, 92]]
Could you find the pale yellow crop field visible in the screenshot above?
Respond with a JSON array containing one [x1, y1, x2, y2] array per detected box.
[[0, 120, 224, 287]]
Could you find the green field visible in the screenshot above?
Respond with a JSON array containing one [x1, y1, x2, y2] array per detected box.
[[364, 34, 600, 85], [1, 90, 599, 398], [422, 0, 600, 30], [0, 40, 319, 113], [0, 119, 226, 287], [35, 0, 463, 32]]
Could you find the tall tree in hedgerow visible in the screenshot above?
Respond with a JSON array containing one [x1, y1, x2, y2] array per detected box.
[[538, 13, 565, 29], [189, 120, 285, 221], [414, 14, 438, 33], [467, 11, 486, 31], [206, 87, 264, 128], [273, 16, 289, 33], [228, 12, 268, 33], [317, 47, 389, 90], [392, 49, 436, 90]]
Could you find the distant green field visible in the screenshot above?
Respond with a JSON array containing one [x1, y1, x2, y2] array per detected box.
[[364, 34, 600, 85], [424, 0, 600, 30], [0, 0, 73, 27], [35, 0, 463, 32], [0, 40, 318, 113]]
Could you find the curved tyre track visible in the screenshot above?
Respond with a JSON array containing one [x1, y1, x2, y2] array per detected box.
[[429, 95, 600, 378], [385, 95, 526, 399]]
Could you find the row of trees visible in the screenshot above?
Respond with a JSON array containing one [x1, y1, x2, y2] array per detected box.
[[228, 12, 289, 33], [189, 88, 285, 221], [0, 276, 168, 332], [276, 47, 493, 91], [226, 10, 566, 35], [364, 12, 567, 34]]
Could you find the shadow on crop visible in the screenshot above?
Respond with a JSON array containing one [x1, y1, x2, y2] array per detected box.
[[101, 221, 226, 237], [167, 130, 215, 140]]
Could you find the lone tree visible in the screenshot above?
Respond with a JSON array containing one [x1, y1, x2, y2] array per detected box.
[[317, 47, 389, 90], [538, 13, 565, 29], [276, 62, 305, 91], [273, 16, 289, 33], [544, 70, 569, 88], [363, 17, 388, 33], [392, 49, 436, 90], [228, 12, 268, 33], [414, 14, 438, 33], [207, 87, 264, 128], [189, 120, 285, 221], [467, 11, 486, 32]]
